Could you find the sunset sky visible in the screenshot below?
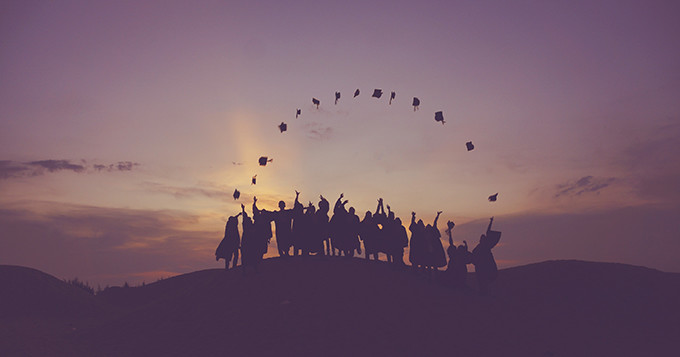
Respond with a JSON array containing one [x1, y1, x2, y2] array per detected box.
[[1, 0, 679, 286]]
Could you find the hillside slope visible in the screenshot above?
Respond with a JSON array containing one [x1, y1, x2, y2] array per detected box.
[[3, 259, 679, 356]]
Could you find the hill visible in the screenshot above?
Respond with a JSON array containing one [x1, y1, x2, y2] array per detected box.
[[2, 258, 679, 356]]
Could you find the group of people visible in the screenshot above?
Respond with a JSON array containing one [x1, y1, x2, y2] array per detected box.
[[215, 192, 501, 293]]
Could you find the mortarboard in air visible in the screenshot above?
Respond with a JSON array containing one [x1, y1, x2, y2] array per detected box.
[[312, 98, 320, 108], [372, 89, 383, 98], [434, 111, 445, 124], [488, 193, 498, 202], [251, 175, 257, 185], [335, 91, 341, 105], [412, 97, 420, 111], [259, 156, 273, 166], [233, 189, 240, 200], [296, 109, 301, 118], [466, 141, 474, 151], [278, 122, 287, 133], [354, 89, 360, 97], [389, 91, 396, 104]]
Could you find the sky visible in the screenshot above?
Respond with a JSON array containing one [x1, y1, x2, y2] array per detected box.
[[1, 0, 679, 286]]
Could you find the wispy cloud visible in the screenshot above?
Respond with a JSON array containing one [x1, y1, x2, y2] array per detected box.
[[0, 159, 140, 179], [303, 122, 334, 141], [555, 176, 615, 198], [93, 161, 140, 172], [27, 159, 86, 173], [0, 202, 219, 286], [142, 182, 229, 200]]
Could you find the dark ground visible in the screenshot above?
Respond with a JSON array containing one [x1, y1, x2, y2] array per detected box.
[[2, 258, 679, 356]]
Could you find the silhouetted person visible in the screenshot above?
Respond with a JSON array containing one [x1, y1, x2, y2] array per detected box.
[[423, 211, 447, 275], [300, 202, 319, 256], [360, 210, 380, 260], [329, 193, 349, 256], [472, 217, 501, 295], [316, 195, 330, 256], [240, 204, 261, 275], [252, 196, 273, 257], [373, 198, 391, 262], [409, 212, 426, 271], [272, 191, 299, 257], [386, 210, 408, 267], [444, 220, 472, 289], [215, 212, 242, 269], [346, 206, 362, 257], [291, 191, 305, 256]]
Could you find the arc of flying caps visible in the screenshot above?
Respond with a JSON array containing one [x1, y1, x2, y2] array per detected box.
[[233, 189, 240, 200], [251, 175, 257, 185], [312, 98, 320, 108], [466, 141, 474, 151], [434, 111, 445, 125], [389, 91, 395, 104], [372, 89, 383, 98], [412, 97, 420, 111], [296, 109, 301, 118], [488, 193, 498, 202], [278, 122, 287, 133], [335, 91, 341, 105], [258, 156, 273, 166], [353, 89, 360, 97]]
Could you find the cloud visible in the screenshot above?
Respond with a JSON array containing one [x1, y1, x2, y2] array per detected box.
[[555, 176, 615, 198], [0, 202, 220, 287], [0, 160, 33, 179], [27, 159, 86, 173], [93, 161, 141, 172], [454, 203, 680, 273], [0, 159, 140, 179], [142, 182, 229, 200], [303, 122, 334, 141]]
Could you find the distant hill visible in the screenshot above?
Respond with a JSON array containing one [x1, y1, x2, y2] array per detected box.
[[2, 259, 679, 356]]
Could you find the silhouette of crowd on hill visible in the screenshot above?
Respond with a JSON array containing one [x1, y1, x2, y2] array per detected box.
[[216, 192, 501, 293]]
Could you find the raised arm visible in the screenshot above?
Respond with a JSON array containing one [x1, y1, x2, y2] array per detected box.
[[241, 203, 248, 218], [433, 211, 442, 229], [446, 220, 455, 246], [334, 193, 344, 213], [486, 216, 494, 234], [252, 196, 260, 216], [411, 211, 416, 226]]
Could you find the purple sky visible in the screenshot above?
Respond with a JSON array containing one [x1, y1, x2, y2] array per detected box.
[[1, 0, 679, 286]]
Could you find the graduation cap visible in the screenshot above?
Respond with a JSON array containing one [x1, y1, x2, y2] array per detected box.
[[372, 89, 383, 98], [251, 175, 257, 185], [389, 91, 396, 105], [434, 111, 445, 125], [466, 141, 474, 151], [258, 156, 274, 166], [296, 109, 301, 118], [233, 189, 240, 200], [312, 98, 320, 108], [335, 91, 341, 105], [488, 193, 498, 202], [354, 89, 360, 97], [278, 122, 287, 133], [412, 97, 420, 111]]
